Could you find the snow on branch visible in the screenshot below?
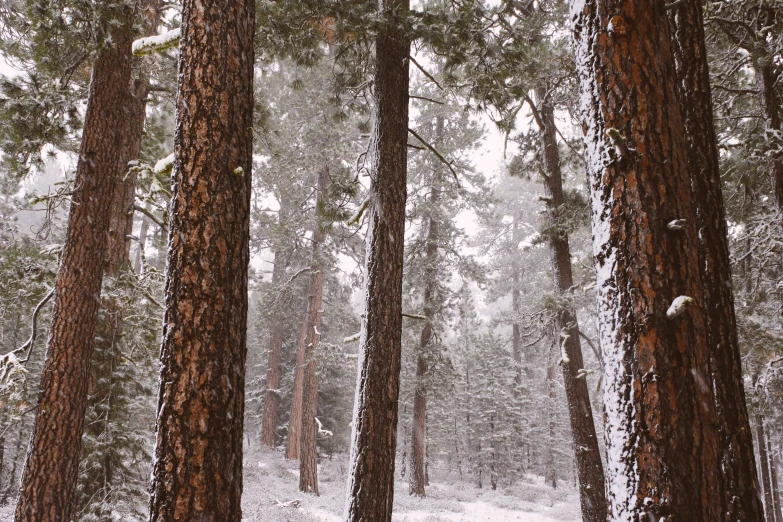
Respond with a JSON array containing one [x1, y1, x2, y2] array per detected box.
[[132, 28, 181, 56], [315, 417, 333, 437], [666, 296, 694, 319], [153, 153, 175, 175]]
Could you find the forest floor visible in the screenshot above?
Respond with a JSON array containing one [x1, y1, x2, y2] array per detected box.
[[242, 446, 581, 521], [0, 445, 581, 521]]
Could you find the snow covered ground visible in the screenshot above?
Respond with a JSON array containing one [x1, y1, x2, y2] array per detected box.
[[241, 446, 581, 522], [0, 445, 581, 521]]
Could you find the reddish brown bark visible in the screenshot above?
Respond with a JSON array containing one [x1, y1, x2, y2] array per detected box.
[[299, 167, 330, 495], [260, 251, 287, 448], [344, 0, 410, 517], [534, 84, 606, 522], [410, 115, 443, 498], [668, 2, 765, 519], [14, 13, 136, 522], [146, 0, 254, 517], [286, 299, 309, 460], [571, 0, 723, 519]]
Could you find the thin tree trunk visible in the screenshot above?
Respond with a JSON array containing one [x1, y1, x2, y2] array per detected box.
[[260, 251, 288, 448], [14, 12, 135, 521], [545, 363, 557, 489], [769, 435, 781, 522], [511, 216, 523, 386], [758, 415, 776, 522], [286, 290, 310, 460], [757, 61, 783, 213], [668, 3, 766, 519], [571, 0, 723, 519], [147, 0, 254, 517], [410, 115, 443, 498], [344, 0, 410, 517], [534, 84, 606, 522], [299, 167, 330, 495]]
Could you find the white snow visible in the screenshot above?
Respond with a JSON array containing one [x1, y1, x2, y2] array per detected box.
[[132, 28, 181, 56]]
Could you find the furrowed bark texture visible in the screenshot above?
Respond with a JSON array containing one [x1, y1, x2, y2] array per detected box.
[[570, 0, 722, 519], [535, 85, 606, 522], [299, 168, 330, 495], [260, 250, 288, 448], [410, 116, 443, 498], [14, 17, 135, 522], [286, 298, 310, 460], [147, 0, 254, 517], [668, 2, 765, 520], [344, 0, 410, 518]]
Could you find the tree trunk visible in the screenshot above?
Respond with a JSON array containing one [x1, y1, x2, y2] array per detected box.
[[511, 216, 523, 387], [769, 435, 781, 522], [410, 115, 443, 498], [14, 13, 135, 522], [534, 84, 606, 522], [758, 415, 776, 522], [286, 297, 310, 460], [147, 0, 254, 517], [757, 61, 783, 213], [545, 363, 557, 489], [571, 0, 723, 519], [260, 250, 288, 448], [299, 167, 330, 495], [668, 2, 766, 519], [344, 0, 409, 518]]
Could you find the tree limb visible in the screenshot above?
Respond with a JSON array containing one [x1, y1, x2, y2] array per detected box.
[[408, 128, 460, 185], [16, 288, 55, 363]]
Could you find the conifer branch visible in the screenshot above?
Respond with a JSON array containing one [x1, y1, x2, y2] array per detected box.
[[408, 128, 460, 185]]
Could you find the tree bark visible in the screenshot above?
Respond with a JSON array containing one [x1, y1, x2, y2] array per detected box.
[[14, 13, 135, 522], [286, 296, 310, 460], [410, 115, 443, 498], [146, 0, 254, 517], [570, 0, 723, 519], [344, 0, 409, 518], [260, 250, 288, 448], [299, 167, 330, 495], [534, 84, 606, 522], [667, 2, 766, 519], [758, 415, 776, 522]]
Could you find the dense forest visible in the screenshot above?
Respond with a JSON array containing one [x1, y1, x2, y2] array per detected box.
[[0, 0, 780, 520]]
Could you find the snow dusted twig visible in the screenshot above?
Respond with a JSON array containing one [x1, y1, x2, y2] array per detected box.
[[132, 28, 181, 56], [315, 417, 333, 437], [343, 332, 360, 343], [666, 296, 694, 319], [402, 312, 427, 320], [272, 498, 302, 508], [408, 128, 460, 186], [14, 287, 55, 363]]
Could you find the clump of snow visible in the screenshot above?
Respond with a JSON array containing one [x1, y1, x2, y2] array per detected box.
[[153, 153, 175, 175], [132, 28, 181, 56], [666, 296, 693, 320]]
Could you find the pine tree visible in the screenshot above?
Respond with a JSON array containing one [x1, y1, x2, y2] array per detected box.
[[571, 0, 726, 518], [15, 4, 139, 519], [146, 0, 254, 517], [668, 0, 765, 518], [345, 0, 410, 517]]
